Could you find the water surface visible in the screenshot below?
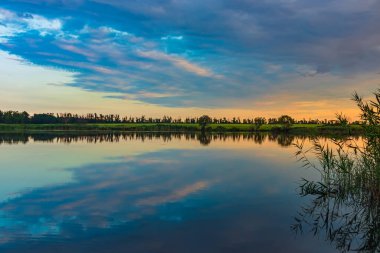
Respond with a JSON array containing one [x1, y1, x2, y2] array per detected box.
[[0, 133, 355, 252]]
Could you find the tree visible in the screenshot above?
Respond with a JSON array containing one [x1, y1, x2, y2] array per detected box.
[[31, 113, 58, 124], [253, 117, 266, 131], [198, 115, 212, 132], [278, 115, 294, 131]]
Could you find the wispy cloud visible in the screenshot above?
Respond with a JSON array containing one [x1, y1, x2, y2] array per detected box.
[[137, 50, 215, 77], [0, 8, 63, 40], [1, 0, 380, 111]]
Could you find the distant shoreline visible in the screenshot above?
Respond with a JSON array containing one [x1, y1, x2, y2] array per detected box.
[[0, 123, 364, 135]]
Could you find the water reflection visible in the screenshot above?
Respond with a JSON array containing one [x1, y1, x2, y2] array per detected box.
[[0, 132, 347, 252], [0, 157, 209, 242], [293, 136, 380, 253], [0, 132, 344, 147]]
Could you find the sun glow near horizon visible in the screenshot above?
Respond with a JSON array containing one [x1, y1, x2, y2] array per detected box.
[[0, 50, 366, 121]]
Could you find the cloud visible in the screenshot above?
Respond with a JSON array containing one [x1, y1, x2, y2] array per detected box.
[[1, 0, 380, 109], [136, 181, 209, 206], [0, 8, 63, 40], [23, 14, 62, 35], [161, 35, 183, 41], [137, 50, 215, 77], [0, 151, 214, 244]]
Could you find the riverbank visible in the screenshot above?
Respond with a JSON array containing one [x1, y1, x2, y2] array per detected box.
[[0, 123, 364, 135]]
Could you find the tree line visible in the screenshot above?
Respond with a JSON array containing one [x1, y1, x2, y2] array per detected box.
[[0, 110, 354, 125]]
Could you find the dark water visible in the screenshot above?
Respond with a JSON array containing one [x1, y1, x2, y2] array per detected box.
[[0, 133, 359, 252]]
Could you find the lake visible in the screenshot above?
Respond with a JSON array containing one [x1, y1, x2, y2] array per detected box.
[[0, 132, 364, 252]]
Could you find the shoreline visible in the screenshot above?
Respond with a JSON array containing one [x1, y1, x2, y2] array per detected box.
[[0, 123, 363, 135]]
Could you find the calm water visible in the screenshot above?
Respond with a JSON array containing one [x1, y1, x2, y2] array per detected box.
[[0, 133, 361, 252]]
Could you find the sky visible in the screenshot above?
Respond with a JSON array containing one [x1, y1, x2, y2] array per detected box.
[[1, 0, 380, 119]]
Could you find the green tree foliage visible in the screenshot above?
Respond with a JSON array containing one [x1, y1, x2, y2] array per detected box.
[[198, 115, 212, 132], [31, 114, 59, 124], [0, 111, 29, 124], [253, 117, 266, 131], [278, 115, 294, 130]]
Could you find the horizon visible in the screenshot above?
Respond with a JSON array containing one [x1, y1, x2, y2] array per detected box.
[[1, 1, 379, 119], [0, 109, 359, 122]]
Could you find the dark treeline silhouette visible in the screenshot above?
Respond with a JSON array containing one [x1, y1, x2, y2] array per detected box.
[[0, 110, 359, 125], [0, 132, 349, 147]]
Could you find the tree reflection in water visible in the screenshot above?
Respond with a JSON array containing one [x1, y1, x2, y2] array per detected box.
[[0, 132, 300, 147]]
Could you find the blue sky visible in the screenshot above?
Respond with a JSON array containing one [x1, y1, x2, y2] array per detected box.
[[0, 0, 379, 118]]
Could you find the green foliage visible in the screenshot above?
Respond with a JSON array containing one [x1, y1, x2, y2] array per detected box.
[[31, 114, 59, 124], [353, 90, 380, 135], [0, 122, 364, 135], [253, 117, 266, 131], [198, 115, 212, 132], [278, 115, 294, 131], [335, 112, 349, 125], [0, 111, 29, 124]]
